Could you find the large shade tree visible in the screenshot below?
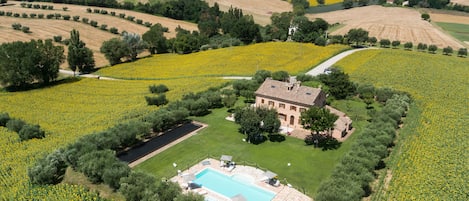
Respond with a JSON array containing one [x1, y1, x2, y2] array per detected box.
[[67, 29, 95, 74], [0, 39, 64, 87], [300, 106, 338, 135], [142, 23, 168, 54]]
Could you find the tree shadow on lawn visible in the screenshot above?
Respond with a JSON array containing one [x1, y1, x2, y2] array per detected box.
[[305, 134, 342, 151]]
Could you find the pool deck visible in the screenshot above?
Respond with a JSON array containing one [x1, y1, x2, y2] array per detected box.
[[170, 158, 312, 201]]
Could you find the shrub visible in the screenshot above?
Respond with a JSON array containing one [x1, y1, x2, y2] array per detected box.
[[22, 13, 28, 18], [0, 11, 4, 16], [12, 23, 22, 30], [28, 150, 67, 185], [417, 43, 428, 51], [136, 19, 143, 24], [13, 13, 20, 17], [27, 3, 32, 8], [457, 48, 467, 57], [41, 5, 47, 9], [119, 13, 125, 18], [77, 150, 117, 183], [110, 11, 116, 16], [391, 40, 400, 48], [90, 20, 98, 27], [54, 13, 61, 19], [149, 84, 169, 94], [82, 17, 89, 24], [404, 42, 413, 50], [442, 46, 453, 55], [86, 8, 92, 13], [100, 9, 108, 15], [109, 27, 118, 34], [421, 13, 430, 21], [33, 4, 40, 9], [0, 112, 10, 126], [379, 39, 391, 48], [126, 16, 135, 21], [100, 24, 108, 30], [47, 5, 53, 10], [53, 35, 62, 43], [62, 15, 71, 20], [6, 119, 26, 132], [428, 44, 438, 53], [145, 94, 169, 106], [6, 11, 12, 16], [93, 9, 100, 13], [62, 7, 68, 11], [72, 15, 80, 21], [21, 26, 30, 33], [38, 13, 44, 18], [18, 124, 45, 141], [144, 22, 152, 27], [29, 13, 37, 18]]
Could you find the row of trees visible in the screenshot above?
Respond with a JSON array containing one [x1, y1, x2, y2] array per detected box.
[[341, 28, 468, 57], [315, 94, 411, 201], [0, 113, 45, 141]]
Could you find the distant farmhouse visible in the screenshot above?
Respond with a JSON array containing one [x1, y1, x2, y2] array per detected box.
[[255, 78, 353, 140]]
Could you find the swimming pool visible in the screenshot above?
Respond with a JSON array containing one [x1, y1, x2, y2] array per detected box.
[[194, 168, 275, 201]]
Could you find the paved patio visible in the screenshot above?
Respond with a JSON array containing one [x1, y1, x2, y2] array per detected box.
[[170, 158, 312, 201]]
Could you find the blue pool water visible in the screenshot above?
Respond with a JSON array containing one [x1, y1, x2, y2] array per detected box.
[[194, 168, 275, 201]]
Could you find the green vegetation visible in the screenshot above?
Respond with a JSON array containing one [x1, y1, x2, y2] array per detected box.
[[136, 97, 373, 197], [435, 22, 469, 43], [97, 42, 348, 79], [335, 49, 468, 200]]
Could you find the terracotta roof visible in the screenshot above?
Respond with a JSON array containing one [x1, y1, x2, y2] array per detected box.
[[255, 79, 323, 107]]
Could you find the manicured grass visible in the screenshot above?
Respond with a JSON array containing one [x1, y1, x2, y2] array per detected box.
[[435, 22, 469, 43], [135, 99, 372, 197]]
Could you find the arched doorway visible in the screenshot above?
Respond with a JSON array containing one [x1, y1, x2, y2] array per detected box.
[[290, 115, 295, 125]]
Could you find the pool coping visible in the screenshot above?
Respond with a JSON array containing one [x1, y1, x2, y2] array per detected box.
[[170, 158, 312, 201]]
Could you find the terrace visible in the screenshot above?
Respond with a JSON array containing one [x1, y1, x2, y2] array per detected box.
[[170, 158, 312, 201]]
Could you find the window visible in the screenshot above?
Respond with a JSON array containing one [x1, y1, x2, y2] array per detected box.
[[278, 113, 287, 121], [290, 106, 297, 111], [279, 103, 285, 109], [268, 101, 274, 106], [299, 108, 306, 113], [261, 99, 264, 104]]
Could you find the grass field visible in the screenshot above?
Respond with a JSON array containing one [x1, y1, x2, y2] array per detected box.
[[96, 42, 349, 79], [135, 97, 374, 198], [334, 49, 469, 200], [435, 22, 469, 43], [0, 77, 225, 200]]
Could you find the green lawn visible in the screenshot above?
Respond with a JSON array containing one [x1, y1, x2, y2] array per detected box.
[[135, 99, 374, 198], [435, 22, 469, 43]]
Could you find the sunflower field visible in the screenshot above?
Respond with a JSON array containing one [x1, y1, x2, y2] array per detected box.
[[96, 42, 348, 79], [335, 49, 469, 200], [309, 0, 343, 6], [0, 77, 225, 199]]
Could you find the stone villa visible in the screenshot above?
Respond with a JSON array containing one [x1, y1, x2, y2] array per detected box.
[[254, 78, 353, 140]]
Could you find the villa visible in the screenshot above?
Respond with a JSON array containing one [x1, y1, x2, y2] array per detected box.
[[254, 78, 353, 140]]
